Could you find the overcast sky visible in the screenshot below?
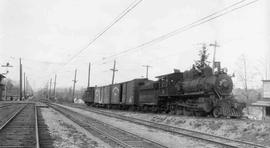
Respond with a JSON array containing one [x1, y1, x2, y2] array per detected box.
[[0, 0, 269, 90]]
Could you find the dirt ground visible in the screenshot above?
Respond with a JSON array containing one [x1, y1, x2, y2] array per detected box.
[[66, 103, 270, 147], [100, 108, 270, 146], [58, 104, 222, 148], [41, 107, 110, 148]]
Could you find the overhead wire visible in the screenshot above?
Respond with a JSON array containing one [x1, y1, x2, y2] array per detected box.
[[45, 0, 260, 88], [63, 0, 143, 66], [100, 0, 260, 62], [49, 0, 144, 80]]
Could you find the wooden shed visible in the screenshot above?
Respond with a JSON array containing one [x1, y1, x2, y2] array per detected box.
[[250, 80, 270, 120]]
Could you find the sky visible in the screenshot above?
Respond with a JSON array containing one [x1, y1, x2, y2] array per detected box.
[[0, 0, 269, 90]]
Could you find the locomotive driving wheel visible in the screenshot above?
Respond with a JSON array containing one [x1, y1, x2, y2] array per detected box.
[[212, 107, 221, 118]]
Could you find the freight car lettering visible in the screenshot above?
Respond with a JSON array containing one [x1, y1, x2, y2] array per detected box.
[[113, 87, 119, 96]]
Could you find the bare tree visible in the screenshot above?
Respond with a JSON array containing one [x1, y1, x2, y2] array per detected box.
[[235, 55, 256, 103]]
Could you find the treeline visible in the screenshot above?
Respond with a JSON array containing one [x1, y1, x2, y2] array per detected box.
[[35, 87, 85, 103], [233, 88, 262, 104]]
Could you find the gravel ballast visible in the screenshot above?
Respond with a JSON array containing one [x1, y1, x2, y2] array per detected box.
[[41, 107, 110, 148], [62, 103, 270, 147], [57, 104, 225, 148]]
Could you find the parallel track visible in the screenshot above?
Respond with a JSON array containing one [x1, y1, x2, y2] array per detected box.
[[0, 103, 40, 148], [49, 103, 167, 148], [36, 106, 55, 148], [0, 104, 16, 108], [60, 103, 268, 148]]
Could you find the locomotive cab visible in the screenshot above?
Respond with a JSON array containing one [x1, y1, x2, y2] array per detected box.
[[156, 71, 183, 98]]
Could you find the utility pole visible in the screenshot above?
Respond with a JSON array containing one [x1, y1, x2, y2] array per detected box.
[[23, 72, 26, 99], [19, 58, 23, 101], [142, 65, 151, 79], [87, 62, 91, 88], [243, 55, 248, 97], [46, 81, 49, 99], [72, 69, 77, 99], [53, 74, 57, 99], [49, 78, 52, 99], [209, 41, 219, 73], [110, 60, 118, 85], [26, 76, 28, 97]]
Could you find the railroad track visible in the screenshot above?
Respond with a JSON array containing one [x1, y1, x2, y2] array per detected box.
[[0, 104, 24, 126], [59, 103, 268, 148], [49, 103, 167, 148], [36, 106, 55, 148], [0, 104, 16, 108], [0, 103, 40, 148]]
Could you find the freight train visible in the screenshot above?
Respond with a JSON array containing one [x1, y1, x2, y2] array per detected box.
[[82, 50, 244, 118]]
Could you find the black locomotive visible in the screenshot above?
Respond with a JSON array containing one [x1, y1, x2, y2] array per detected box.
[[82, 49, 244, 118]]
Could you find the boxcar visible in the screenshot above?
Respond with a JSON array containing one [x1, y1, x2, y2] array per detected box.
[[82, 87, 95, 105], [122, 79, 149, 106], [138, 81, 158, 106]]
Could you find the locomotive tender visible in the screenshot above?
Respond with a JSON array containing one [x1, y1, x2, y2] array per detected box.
[[82, 50, 244, 118]]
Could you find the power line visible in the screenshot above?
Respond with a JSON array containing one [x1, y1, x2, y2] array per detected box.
[[101, 0, 259, 62], [46, 0, 259, 87], [64, 0, 143, 65]]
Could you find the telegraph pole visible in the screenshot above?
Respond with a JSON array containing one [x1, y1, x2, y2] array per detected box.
[[23, 72, 26, 99], [49, 78, 52, 99], [72, 69, 77, 99], [87, 62, 91, 88], [110, 60, 118, 85], [53, 74, 57, 99], [26, 76, 28, 97], [142, 65, 151, 79], [209, 41, 219, 73], [19, 58, 22, 101]]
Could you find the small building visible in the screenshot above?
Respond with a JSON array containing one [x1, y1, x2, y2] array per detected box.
[[250, 80, 270, 120]]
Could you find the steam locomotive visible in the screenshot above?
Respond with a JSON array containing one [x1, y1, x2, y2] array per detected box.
[[82, 50, 244, 118]]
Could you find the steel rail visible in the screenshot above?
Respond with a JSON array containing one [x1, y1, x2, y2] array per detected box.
[[61, 103, 268, 148], [49, 104, 167, 148], [0, 104, 14, 108], [35, 105, 40, 148], [0, 105, 26, 131]]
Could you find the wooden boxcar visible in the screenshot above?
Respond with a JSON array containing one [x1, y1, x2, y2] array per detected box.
[[138, 81, 158, 106], [82, 87, 95, 105], [122, 79, 148, 106]]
